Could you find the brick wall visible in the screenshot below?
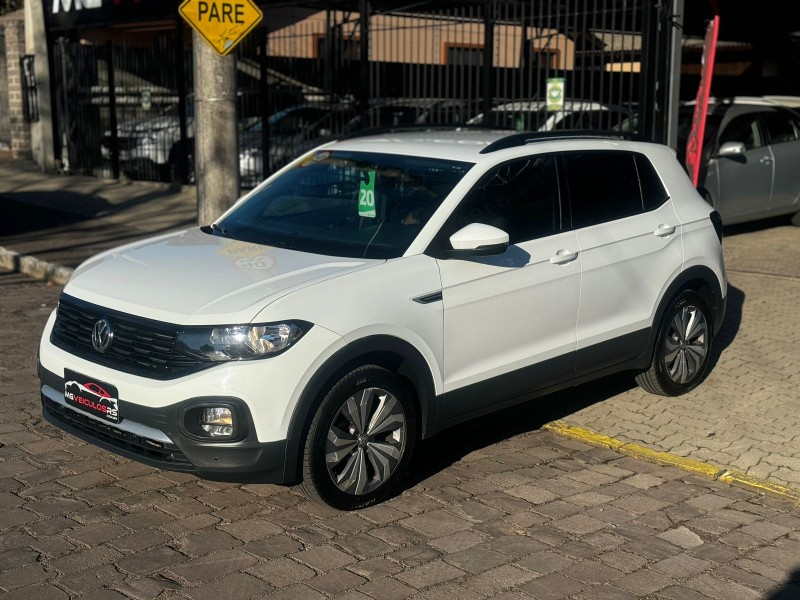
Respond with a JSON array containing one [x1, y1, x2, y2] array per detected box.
[[1, 11, 31, 159]]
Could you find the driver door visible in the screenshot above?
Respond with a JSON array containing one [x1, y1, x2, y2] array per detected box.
[[432, 154, 581, 419]]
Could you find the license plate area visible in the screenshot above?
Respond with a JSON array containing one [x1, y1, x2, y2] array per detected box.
[[64, 369, 121, 423]]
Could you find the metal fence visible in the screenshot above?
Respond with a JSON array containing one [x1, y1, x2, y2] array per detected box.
[[51, 0, 671, 187]]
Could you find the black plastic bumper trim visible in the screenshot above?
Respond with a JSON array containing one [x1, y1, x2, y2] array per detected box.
[[39, 363, 289, 483]]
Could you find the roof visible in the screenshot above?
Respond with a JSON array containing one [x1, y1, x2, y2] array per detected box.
[[326, 129, 655, 162]]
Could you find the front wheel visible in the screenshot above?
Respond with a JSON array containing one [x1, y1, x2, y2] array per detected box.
[[636, 290, 714, 396], [299, 366, 416, 510]]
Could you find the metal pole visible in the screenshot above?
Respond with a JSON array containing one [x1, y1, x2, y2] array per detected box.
[[174, 18, 189, 185], [482, 1, 495, 127], [259, 26, 270, 179], [193, 31, 240, 226], [666, 0, 684, 150], [359, 0, 370, 120], [105, 41, 120, 180]]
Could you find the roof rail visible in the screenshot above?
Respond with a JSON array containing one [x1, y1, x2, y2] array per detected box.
[[479, 130, 632, 154]]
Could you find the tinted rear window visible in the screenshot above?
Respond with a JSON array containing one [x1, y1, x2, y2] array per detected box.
[[562, 151, 642, 228]]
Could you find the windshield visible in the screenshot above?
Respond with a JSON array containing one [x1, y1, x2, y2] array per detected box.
[[217, 150, 473, 259]]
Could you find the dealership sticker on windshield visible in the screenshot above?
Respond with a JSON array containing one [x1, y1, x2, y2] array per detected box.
[[358, 170, 377, 218], [299, 150, 331, 168], [64, 369, 120, 423]]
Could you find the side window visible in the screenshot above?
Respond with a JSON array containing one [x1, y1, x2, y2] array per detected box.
[[562, 151, 642, 228], [718, 114, 764, 150], [635, 154, 670, 211], [761, 110, 800, 145], [436, 154, 560, 247]]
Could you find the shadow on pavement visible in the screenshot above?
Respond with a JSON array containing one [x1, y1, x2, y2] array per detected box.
[[763, 569, 800, 599], [708, 283, 744, 372], [406, 371, 636, 489], [722, 214, 793, 237], [3, 195, 90, 236]]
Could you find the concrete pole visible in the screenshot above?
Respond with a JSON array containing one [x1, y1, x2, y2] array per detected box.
[[193, 30, 240, 226], [25, 0, 55, 171]]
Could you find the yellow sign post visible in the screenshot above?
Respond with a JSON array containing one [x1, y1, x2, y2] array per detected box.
[[179, 0, 263, 56]]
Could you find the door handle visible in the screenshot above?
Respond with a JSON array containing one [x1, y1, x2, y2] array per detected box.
[[760, 155, 772, 165], [550, 249, 578, 265], [654, 224, 676, 237]]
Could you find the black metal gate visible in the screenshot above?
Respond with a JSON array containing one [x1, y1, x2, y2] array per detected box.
[[234, 0, 673, 182], [52, 26, 191, 183], [50, 1, 674, 186]]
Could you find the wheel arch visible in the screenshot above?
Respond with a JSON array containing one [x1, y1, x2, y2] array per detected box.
[[283, 335, 437, 484], [649, 265, 725, 351]]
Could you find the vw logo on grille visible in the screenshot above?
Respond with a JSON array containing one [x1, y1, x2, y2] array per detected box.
[[91, 319, 114, 353]]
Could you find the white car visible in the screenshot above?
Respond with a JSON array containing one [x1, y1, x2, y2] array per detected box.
[[466, 100, 631, 132], [39, 130, 727, 509]]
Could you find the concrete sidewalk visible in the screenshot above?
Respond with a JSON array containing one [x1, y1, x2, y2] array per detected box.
[[0, 158, 198, 283]]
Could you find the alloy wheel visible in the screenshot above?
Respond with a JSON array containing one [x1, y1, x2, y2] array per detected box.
[[325, 386, 407, 496], [663, 304, 709, 384]]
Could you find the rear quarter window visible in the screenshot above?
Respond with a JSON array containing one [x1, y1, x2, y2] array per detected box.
[[635, 154, 670, 211]]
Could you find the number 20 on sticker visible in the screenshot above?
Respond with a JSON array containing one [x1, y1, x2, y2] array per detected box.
[[358, 170, 377, 218]]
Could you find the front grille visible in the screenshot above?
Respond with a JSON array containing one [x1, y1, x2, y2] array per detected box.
[[51, 296, 211, 380], [43, 396, 191, 467]]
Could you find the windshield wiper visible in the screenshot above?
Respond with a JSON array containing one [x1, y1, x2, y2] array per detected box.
[[210, 223, 234, 239]]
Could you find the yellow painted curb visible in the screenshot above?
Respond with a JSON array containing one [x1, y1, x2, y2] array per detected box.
[[544, 421, 800, 506], [719, 471, 800, 504], [544, 422, 625, 451]]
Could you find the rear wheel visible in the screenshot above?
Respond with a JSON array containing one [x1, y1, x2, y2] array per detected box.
[[636, 290, 713, 396], [299, 366, 416, 509]]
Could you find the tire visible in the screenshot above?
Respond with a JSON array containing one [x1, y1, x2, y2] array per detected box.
[[299, 366, 416, 509], [636, 290, 714, 396]]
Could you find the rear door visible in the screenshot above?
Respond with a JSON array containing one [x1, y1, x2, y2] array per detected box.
[[563, 150, 683, 375]]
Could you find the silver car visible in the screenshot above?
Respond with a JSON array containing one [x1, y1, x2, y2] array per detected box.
[[678, 97, 800, 226]]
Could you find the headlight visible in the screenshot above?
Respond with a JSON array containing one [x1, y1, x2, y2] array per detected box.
[[176, 322, 309, 361]]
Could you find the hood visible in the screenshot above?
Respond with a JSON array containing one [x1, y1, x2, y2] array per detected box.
[[65, 228, 381, 325]]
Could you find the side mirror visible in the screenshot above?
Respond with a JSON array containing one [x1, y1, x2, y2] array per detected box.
[[448, 223, 509, 257], [717, 141, 746, 157]]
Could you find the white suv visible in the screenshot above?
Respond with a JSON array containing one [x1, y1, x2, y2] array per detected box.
[[38, 131, 727, 509]]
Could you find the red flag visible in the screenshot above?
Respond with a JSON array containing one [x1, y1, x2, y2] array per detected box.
[[685, 15, 720, 187]]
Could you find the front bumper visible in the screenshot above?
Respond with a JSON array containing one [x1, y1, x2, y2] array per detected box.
[[39, 364, 289, 483]]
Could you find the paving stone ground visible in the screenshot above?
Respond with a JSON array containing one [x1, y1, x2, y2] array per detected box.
[[1, 270, 799, 599], [566, 220, 800, 487]]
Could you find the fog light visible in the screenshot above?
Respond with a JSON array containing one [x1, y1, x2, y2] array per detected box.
[[199, 407, 234, 437]]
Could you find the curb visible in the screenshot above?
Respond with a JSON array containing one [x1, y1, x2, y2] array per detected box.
[[544, 421, 800, 507], [0, 246, 73, 285]]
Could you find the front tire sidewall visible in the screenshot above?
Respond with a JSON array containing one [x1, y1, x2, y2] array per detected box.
[[304, 367, 416, 510], [653, 291, 714, 396]]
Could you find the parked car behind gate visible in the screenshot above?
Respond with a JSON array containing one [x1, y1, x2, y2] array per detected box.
[[39, 130, 726, 509], [675, 97, 800, 226], [466, 99, 632, 132]]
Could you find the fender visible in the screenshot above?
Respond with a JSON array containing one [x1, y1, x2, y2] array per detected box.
[[282, 335, 438, 484], [648, 265, 726, 351]]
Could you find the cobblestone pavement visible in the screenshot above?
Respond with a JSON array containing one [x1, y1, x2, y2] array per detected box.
[[1, 271, 800, 599], [566, 221, 800, 488]]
